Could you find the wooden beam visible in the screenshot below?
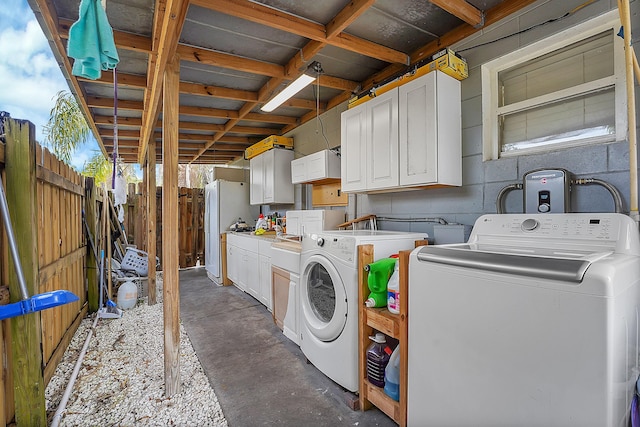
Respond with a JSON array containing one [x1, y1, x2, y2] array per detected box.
[[430, 0, 484, 27], [58, 18, 152, 53], [162, 53, 181, 397], [78, 72, 147, 88], [326, 0, 374, 39], [190, 0, 408, 64], [4, 118, 46, 425], [95, 115, 144, 127], [243, 113, 298, 125], [84, 178, 100, 311], [180, 105, 239, 119], [138, 0, 190, 163], [327, 0, 539, 113], [177, 45, 284, 78], [87, 96, 143, 111], [147, 140, 157, 306], [179, 81, 257, 101]]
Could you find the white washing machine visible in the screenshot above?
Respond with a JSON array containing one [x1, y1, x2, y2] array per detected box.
[[300, 230, 427, 393], [408, 213, 640, 427]]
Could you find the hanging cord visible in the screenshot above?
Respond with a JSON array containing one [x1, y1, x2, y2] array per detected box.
[[312, 64, 332, 152], [111, 67, 118, 189], [457, 0, 598, 53]]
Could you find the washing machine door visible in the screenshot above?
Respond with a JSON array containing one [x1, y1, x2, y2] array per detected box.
[[301, 254, 347, 342]]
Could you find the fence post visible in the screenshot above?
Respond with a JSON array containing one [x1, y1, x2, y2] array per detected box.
[[4, 117, 46, 425], [85, 177, 99, 312]]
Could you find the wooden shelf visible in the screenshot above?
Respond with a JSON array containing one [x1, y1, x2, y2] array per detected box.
[[357, 240, 426, 427], [365, 307, 401, 338]]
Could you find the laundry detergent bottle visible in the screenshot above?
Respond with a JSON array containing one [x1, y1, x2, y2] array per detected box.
[[384, 345, 400, 401], [387, 260, 400, 314], [366, 333, 391, 387], [364, 258, 397, 308]]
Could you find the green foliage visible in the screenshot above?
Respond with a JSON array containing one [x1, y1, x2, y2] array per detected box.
[[44, 90, 90, 163], [82, 152, 111, 184], [82, 153, 139, 185]]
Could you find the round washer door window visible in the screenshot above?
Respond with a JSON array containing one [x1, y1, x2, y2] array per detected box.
[[301, 255, 347, 342]]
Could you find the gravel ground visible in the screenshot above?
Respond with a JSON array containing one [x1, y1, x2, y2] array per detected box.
[[45, 277, 227, 426]]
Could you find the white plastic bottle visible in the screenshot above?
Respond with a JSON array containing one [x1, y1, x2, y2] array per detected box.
[[117, 278, 138, 309], [384, 345, 400, 401], [387, 260, 400, 314]]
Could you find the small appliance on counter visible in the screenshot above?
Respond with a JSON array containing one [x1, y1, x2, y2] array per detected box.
[[230, 218, 252, 232]]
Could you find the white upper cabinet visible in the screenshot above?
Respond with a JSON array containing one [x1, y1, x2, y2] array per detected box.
[[250, 148, 294, 205], [340, 70, 461, 193], [291, 149, 341, 184]]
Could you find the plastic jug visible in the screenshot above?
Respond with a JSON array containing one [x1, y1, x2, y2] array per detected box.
[[387, 260, 400, 314], [256, 214, 267, 230], [384, 345, 400, 401], [364, 258, 397, 308], [117, 278, 138, 310], [366, 333, 391, 387]]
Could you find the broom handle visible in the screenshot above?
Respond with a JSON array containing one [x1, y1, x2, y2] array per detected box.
[[0, 175, 29, 301]]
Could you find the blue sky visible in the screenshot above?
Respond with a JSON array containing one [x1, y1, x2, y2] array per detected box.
[[0, 0, 110, 172]]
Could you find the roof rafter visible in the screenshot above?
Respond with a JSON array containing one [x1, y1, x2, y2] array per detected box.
[[189, 0, 408, 65], [137, 0, 190, 163], [189, 0, 369, 162], [429, 0, 484, 27]]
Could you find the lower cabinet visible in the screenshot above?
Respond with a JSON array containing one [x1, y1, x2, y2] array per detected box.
[[226, 233, 272, 311]]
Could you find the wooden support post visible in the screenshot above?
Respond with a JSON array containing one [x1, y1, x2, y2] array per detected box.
[[163, 53, 181, 397], [147, 138, 157, 306], [4, 118, 46, 425], [85, 177, 100, 312]]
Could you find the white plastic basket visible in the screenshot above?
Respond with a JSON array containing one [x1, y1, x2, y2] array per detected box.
[[120, 248, 149, 276]]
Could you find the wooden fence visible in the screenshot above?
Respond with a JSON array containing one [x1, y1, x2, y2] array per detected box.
[[125, 186, 204, 269], [1, 117, 89, 425]]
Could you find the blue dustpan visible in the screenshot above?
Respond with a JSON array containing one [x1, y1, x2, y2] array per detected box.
[[0, 174, 80, 321], [0, 291, 79, 321]]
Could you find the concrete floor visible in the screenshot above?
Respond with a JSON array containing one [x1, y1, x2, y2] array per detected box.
[[179, 268, 397, 427]]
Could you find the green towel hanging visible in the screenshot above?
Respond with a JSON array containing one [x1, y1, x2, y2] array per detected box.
[[67, 0, 119, 80]]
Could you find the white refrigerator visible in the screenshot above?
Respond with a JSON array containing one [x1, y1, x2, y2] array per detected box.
[[204, 180, 258, 284]]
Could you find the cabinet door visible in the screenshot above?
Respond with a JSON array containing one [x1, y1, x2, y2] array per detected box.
[[340, 105, 368, 192], [250, 155, 263, 205], [273, 149, 294, 203], [226, 243, 237, 284], [235, 248, 247, 291], [291, 156, 307, 184], [399, 73, 438, 186], [271, 267, 290, 330], [259, 254, 272, 309], [246, 250, 259, 298], [367, 89, 399, 190], [306, 151, 326, 181], [263, 150, 275, 203], [285, 210, 302, 236]]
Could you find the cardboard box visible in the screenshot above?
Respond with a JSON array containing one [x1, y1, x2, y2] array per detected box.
[[427, 48, 468, 81], [348, 48, 467, 109], [433, 224, 472, 244], [245, 135, 294, 159]]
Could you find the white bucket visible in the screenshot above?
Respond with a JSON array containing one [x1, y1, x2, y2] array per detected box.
[[117, 279, 138, 310]]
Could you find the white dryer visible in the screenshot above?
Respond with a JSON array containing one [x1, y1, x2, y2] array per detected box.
[[300, 230, 426, 393], [408, 213, 640, 427]]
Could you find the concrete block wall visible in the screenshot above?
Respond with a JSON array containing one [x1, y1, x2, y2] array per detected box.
[[282, 0, 639, 239]]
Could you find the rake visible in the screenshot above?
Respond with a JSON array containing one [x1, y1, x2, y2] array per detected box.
[[0, 174, 78, 320]]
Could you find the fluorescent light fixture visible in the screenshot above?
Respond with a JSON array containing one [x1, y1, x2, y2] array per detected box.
[[261, 62, 321, 112]]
